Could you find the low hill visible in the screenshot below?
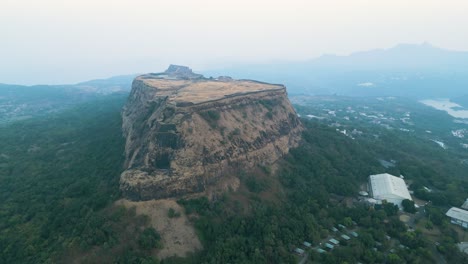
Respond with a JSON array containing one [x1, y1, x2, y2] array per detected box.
[[0, 74, 135, 124]]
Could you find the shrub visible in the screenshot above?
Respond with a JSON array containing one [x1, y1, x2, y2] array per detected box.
[[167, 208, 181, 218], [200, 110, 221, 128], [138, 227, 162, 250]]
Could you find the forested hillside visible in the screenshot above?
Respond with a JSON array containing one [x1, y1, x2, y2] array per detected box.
[[166, 120, 467, 264], [0, 94, 160, 263], [1, 94, 467, 263], [0, 74, 134, 124]]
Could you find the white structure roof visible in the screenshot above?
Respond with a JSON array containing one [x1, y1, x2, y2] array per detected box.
[[461, 199, 468, 210], [294, 248, 305, 254], [369, 173, 412, 201], [446, 207, 468, 223]]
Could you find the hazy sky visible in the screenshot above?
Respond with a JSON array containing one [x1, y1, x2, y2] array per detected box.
[[2, 0, 468, 85]]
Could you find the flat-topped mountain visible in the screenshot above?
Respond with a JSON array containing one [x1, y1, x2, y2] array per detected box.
[[137, 74, 284, 104], [120, 65, 302, 200]]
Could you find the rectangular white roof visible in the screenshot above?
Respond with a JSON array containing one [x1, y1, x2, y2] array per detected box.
[[369, 173, 412, 201], [294, 248, 305, 254], [324, 243, 334, 249], [446, 207, 468, 222], [341, 234, 351, 240]]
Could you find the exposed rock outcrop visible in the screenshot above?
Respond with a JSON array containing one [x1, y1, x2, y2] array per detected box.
[[162, 64, 203, 79], [120, 65, 302, 200]]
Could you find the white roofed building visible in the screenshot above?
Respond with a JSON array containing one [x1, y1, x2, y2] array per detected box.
[[368, 173, 412, 208], [446, 207, 468, 228], [461, 199, 468, 210]]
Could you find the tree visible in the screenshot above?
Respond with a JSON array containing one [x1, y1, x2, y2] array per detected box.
[[167, 208, 181, 218], [138, 228, 162, 250], [343, 217, 353, 227], [387, 253, 402, 264], [402, 199, 416, 213], [383, 203, 398, 216]]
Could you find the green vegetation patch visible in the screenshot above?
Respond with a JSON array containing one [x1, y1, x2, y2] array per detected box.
[[199, 110, 221, 129], [172, 119, 467, 263], [0, 94, 161, 263]]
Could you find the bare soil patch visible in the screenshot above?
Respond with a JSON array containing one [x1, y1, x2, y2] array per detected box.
[[115, 199, 202, 259], [141, 78, 283, 104], [399, 214, 411, 223], [415, 220, 442, 242]]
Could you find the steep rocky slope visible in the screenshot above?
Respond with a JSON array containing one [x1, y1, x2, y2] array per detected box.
[[120, 65, 302, 200]]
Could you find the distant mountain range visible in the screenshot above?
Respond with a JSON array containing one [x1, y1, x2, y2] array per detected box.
[[203, 43, 468, 98], [0, 74, 136, 97], [2, 43, 468, 123], [64, 74, 138, 94]]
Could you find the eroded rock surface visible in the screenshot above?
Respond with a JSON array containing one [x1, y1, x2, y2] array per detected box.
[[120, 65, 302, 200]]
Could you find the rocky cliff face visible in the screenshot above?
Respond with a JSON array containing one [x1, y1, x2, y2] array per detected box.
[[120, 66, 303, 200]]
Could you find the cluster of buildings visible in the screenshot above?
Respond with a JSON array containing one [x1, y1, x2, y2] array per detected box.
[[294, 226, 359, 256], [293, 173, 467, 259], [365, 173, 468, 229]]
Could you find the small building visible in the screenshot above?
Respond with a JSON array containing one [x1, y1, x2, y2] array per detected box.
[[461, 199, 468, 210], [365, 198, 381, 205], [457, 242, 468, 255], [303, 241, 312, 247], [331, 227, 338, 232], [350, 231, 359, 237], [359, 191, 369, 196], [341, 234, 351, 240], [329, 238, 340, 245], [316, 248, 326, 254], [294, 248, 305, 255], [446, 207, 468, 228], [338, 224, 346, 229], [423, 186, 433, 193], [368, 173, 412, 208], [324, 243, 334, 250]]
